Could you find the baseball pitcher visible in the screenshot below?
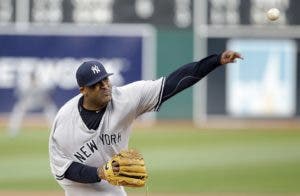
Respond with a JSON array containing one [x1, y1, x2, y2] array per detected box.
[[49, 50, 242, 196]]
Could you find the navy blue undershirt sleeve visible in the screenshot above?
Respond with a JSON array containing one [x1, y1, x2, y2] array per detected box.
[[64, 162, 100, 183], [161, 54, 221, 103]]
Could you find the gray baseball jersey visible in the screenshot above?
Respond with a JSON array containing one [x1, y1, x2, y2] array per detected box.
[[49, 77, 165, 196]]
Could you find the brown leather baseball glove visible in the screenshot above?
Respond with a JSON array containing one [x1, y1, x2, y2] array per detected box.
[[98, 149, 147, 187]]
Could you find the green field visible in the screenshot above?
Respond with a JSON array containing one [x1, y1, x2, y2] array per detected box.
[[0, 124, 300, 194]]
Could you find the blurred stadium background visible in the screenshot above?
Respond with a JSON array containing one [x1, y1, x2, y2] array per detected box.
[[0, 0, 300, 195]]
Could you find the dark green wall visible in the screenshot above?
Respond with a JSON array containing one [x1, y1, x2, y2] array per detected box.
[[156, 29, 194, 119]]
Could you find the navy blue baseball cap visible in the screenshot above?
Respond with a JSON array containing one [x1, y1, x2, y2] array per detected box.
[[76, 61, 113, 87]]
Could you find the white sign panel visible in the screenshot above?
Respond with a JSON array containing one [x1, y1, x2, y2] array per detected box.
[[227, 39, 297, 117]]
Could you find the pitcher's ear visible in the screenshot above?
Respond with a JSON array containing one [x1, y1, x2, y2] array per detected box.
[[79, 87, 86, 95]]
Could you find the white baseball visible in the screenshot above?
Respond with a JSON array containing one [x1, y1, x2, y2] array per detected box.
[[267, 8, 280, 21]]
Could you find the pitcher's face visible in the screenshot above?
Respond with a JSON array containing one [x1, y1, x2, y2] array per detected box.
[[81, 77, 112, 109]]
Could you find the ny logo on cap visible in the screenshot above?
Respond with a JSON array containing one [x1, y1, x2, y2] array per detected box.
[[91, 65, 101, 74]]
